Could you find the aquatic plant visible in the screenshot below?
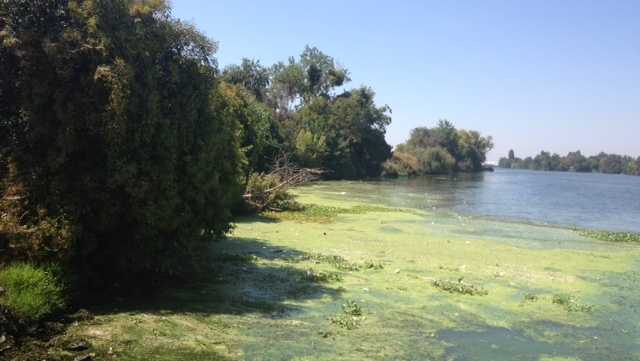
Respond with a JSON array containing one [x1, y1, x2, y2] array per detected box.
[[432, 278, 488, 296], [300, 269, 343, 283], [362, 260, 385, 270], [576, 229, 640, 243], [300, 253, 361, 271], [552, 294, 593, 312], [330, 300, 364, 330], [523, 293, 539, 302]]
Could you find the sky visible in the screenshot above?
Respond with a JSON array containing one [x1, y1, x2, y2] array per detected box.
[[171, 0, 640, 161]]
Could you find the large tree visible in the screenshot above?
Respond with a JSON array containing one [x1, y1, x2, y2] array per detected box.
[[0, 0, 242, 285]]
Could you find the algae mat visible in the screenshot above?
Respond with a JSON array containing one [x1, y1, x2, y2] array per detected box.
[[66, 183, 640, 361]]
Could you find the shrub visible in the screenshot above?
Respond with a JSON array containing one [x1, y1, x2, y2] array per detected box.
[[0, 263, 65, 321]]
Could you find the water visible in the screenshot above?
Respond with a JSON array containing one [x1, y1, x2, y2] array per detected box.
[[312, 168, 640, 232]]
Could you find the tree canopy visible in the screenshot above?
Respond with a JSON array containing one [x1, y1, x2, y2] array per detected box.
[[221, 47, 391, 179]]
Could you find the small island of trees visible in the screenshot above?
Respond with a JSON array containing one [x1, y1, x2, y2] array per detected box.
[[383, 120, 494, 176]]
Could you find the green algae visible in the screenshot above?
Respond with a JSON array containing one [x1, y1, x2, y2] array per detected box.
[[576, 229, 640, 243], [263, 204, 418, 223], [58, 182, 640, 361], [298, 252, 361, 271], [552, 294, 594, 313]]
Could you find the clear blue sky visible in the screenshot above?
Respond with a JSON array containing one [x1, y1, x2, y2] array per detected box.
[[171, 0, 640, 161]]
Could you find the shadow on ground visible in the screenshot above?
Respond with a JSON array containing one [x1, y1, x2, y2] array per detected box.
[[90, 237, 343, 318]]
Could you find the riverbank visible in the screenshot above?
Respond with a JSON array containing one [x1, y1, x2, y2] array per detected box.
[[20, 185, 640, 361]]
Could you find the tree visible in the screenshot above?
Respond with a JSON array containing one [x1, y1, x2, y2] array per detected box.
[[222, 58, 270, 102], [415, 147, 456, 174], [299, 46, 350, 100], [498, 149, 640, 176], [216, 83, 281, 178], [294, 87, 392, 178], [0, 0, 243, 286], [432, 120, 460, 160]]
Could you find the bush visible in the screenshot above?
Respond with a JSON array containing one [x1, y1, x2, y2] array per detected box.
[[0, 264, 65, 321]]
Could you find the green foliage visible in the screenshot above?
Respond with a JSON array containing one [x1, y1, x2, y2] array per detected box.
[[499, 150, 640, 176], [294, 129, 327, 168], [330, 300, 363, 330], [1, 0, 395, 298], [415, 147, 457, 174], [432, 278, 488, 296], [225, 47, 391, 179], [576, 229, 640, 243], [387, 120, 493, 175], [0, 0, 242, 285], [217, 83, 281, 176], [222, 58, 271, 101], [0, 263, 65, 321], [382, 152, 419, 177]]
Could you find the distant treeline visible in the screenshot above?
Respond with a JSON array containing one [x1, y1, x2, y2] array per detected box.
[[383, 120, 494, 177], [498, 150, 640, 176]]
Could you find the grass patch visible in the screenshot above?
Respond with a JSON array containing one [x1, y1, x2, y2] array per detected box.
[[432, 278, 488, 296], [330, 300, 364, 330], [0, 263, 65, 321], [523, 293, 539, 302], [552, 294, 593, 312], [263, 204, 413, 223], [576, 229, 640, 243]]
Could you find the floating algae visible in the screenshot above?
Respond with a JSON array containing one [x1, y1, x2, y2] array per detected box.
[[62, 181, 640, 361]]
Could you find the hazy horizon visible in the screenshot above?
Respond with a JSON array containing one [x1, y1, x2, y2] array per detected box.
[[172, 0, 640, 161]]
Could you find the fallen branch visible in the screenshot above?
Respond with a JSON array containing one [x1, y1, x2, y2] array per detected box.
[[243, 154, 324, 212]]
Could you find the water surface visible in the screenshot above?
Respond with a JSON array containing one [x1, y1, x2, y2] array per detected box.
[[313, 168, 640, 232]]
